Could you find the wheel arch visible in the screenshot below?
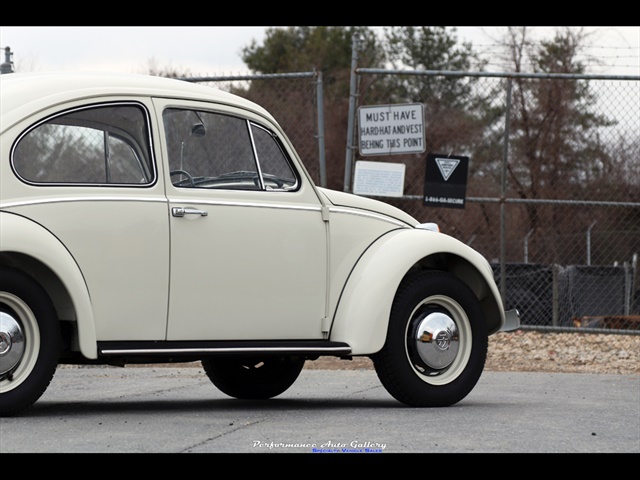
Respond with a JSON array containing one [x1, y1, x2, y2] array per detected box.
[[329, 228, 504, 355], [0, 212, 97, 359]]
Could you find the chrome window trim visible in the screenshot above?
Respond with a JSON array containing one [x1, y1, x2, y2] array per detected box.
[[246, 119, 265, 190], [248, 120, 300, 192], [163, 107, 300, 193]]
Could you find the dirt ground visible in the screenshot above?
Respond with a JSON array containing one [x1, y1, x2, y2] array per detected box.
[[303, 330, 640, 375]]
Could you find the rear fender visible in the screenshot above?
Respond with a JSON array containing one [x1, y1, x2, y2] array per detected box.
[[329, 228, 503, 355], [0, 212, 97, 358]]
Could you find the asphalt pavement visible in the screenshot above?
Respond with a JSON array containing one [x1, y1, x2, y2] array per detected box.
[[1, 365, 638, 454]]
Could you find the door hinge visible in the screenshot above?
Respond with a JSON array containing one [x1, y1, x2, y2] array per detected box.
[[321, 206, 330, 222], [321, 316, 331, 335]]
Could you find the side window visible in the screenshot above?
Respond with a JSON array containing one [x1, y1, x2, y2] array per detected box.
[[12, 104, 154, 185], [163, 108, 298, 191]]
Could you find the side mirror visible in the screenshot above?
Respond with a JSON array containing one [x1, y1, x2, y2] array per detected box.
[[191, 123, 206, 137]]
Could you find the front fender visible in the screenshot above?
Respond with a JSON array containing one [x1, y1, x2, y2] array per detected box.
[[0, 212, 97, 358], [329, 228, 504, 355]]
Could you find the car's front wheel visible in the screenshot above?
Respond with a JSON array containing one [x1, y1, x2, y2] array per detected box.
[[373, 270, 488, 407], [0, 268, 60, 417], [202, 356, 305, 400]]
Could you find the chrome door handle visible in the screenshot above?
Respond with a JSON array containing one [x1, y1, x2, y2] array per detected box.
[[172, 207, 208, 217]]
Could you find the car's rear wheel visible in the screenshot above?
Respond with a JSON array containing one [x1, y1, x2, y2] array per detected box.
[[373, 270, 488, 407], [0, 268, 60, 417], [202, 356, 305, 400]]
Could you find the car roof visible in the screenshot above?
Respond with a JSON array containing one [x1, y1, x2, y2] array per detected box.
[[0, 71, 274, 132]]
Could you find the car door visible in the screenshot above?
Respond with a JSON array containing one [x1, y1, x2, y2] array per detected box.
[[155, 99, 328, 341]]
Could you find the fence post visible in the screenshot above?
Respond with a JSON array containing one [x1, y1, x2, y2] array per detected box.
[[552, 264, 559, 326], [343, 33, 360, 192], [315, 71, 327, 188], [500, 77, 513, 300], [587, 221, 596, 266], [524, 229, 534, 263], [624, 261, 631, 315], [633, 253, 639, 315]]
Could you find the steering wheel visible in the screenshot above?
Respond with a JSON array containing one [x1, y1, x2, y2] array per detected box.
[[262, 173, 284, 189], [170, 169, 195, 187]]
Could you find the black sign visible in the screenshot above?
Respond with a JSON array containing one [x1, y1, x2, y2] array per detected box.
[[423, 153, 469, 209]]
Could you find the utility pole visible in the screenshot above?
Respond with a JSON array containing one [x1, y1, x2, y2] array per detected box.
[[1, 46, 14, 74]]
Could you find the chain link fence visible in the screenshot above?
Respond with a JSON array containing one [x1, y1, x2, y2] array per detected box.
[[346, 68, 640, 335], [185, 65, 640, 337]]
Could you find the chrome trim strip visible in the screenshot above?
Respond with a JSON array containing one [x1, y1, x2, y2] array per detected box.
[[100, 346, 352, 355], [166, 198, 322, 212], [246, 119, 265, 190], [1, 197, 323, 214], [1, 196, 168, 209], [328, 207, 409, 227], [2, 196, 412, 223]]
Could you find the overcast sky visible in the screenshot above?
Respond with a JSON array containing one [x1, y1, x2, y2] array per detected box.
[[1, 26, 638, 76]]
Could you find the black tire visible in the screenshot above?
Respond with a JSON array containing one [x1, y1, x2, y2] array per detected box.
[[0, 268, 60, 416], [201, 356, 305, 400], [373, 270, 488, 407]]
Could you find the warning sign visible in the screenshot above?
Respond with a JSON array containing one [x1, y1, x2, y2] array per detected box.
[[358, 103, 425, 156], [423, 153, 469, 209], [435, 158, 460, 181]]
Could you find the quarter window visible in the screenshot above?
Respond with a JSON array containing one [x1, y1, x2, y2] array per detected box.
[[12, 104, 154, 185]]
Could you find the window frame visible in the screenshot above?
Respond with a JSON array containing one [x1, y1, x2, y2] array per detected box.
[[10, 101, 157, 187], [162, 106, 300, 193]]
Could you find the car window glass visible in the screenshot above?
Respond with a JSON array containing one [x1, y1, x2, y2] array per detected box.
[[250, 123, 298, 190], [12, 104, 154, 185], [163, 108, 297, 191]]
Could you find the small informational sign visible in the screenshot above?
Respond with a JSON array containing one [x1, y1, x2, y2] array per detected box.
[[358, 103, 425, 156], [353, 161, 405, 197], [423, 153, 469, 209]]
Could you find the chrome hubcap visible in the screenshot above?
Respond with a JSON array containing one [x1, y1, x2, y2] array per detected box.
[[411, 309, 459, 371], [0, 310, 25, 376]]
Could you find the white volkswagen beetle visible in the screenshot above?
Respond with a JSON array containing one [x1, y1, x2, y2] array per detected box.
[[0, 72, 519, 415]]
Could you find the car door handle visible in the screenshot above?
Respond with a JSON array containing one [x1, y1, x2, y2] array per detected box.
[[172, 207, 208, 217]]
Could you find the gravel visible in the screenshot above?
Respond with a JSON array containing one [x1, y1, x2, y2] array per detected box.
[[304, 330, 640, 374]]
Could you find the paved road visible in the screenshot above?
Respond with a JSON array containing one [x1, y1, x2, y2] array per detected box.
[[1, 366, 638, 453]]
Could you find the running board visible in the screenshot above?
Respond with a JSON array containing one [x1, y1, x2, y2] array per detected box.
[[98, 340, 352, 357]]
